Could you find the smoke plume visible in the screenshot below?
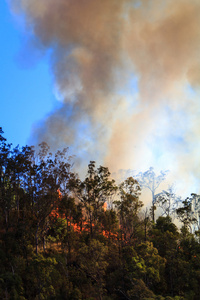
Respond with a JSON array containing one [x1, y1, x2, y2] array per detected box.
[[10, 0, 200, 194]]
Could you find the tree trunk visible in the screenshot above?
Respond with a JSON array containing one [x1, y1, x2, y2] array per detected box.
[[35, 223, 39, 255], [152, 191, 155, 222]]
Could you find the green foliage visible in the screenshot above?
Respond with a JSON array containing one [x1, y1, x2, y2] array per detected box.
[[115, 177, 143, 243], [176, 195, 198, 230], [72, 161, 117, 237], [127, 278, 155, 299], [150, 216, 179, 258], [1, 128, 200, 299]]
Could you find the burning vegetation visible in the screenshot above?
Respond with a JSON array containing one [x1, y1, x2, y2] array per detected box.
[[1, 129, 200, 299]]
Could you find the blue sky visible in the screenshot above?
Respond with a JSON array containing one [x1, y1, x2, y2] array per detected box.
[[1, 1, 55, 147]]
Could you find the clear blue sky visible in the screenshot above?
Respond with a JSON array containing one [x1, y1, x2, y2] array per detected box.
[[0, 1, 56, 147]]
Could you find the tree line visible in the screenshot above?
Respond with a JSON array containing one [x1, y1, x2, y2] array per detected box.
[[0, 127, 200, 300]]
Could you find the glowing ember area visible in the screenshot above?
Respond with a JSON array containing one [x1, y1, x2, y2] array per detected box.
[[48, 190, 119, 239], [50, 201, 118, 239]]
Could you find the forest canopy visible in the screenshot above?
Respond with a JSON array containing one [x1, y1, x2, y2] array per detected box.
[[0, 127, 200, 300]]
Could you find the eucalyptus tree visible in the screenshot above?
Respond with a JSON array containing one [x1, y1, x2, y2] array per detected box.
[[155, 185, 182, 219], [72, 161, 117, 238], [0, 129, 12, 231], [29, 142, 74, 253], [136, 167, 168, 221], [176, 194, 200, 233], [115, 177, 143, 243], [0, 129, 33, 230]]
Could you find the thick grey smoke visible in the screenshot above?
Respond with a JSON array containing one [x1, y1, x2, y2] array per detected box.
[[10, 0, 200, 194]]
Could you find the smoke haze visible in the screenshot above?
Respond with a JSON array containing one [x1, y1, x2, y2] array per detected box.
[[10, 0, 200, 195]]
